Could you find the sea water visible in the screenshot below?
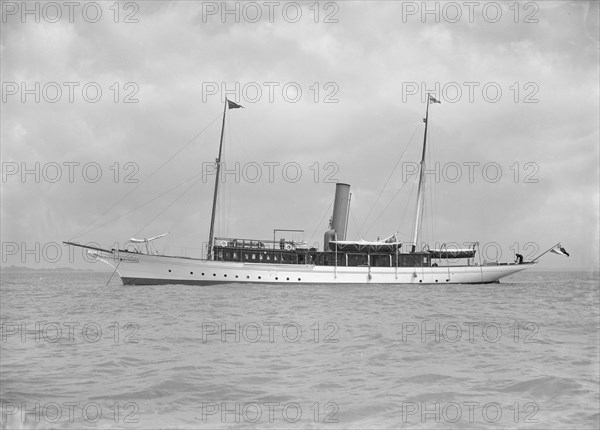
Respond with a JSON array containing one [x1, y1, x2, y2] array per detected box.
[[1, 270, 598, 429]]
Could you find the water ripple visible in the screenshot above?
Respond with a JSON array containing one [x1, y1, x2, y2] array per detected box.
[[1, 270, 598, 429]]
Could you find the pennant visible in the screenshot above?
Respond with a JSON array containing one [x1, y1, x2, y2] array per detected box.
[[227, 99, 243, 109], [429, 95, 441, 104], [550, 244, 570, 257]]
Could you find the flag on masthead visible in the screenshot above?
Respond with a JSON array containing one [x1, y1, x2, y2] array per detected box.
[[550, 244, 570, 257], [227, 100, 243, 109]]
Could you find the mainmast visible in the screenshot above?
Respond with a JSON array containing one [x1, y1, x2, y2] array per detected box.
[[207, 98, 242, 260], [411, 94, 439, 253]]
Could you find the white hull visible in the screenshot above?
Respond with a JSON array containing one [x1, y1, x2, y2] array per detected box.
[[94, 251, 534, 285]]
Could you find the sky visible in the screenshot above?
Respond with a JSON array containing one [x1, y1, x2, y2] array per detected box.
[[1, 0, 599, 271]]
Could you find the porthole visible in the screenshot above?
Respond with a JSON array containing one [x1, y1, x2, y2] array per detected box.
[[246, 275, 250, 279], [275, 277, 278, 280], [235, 275, 238, 278], [213, 273, 216, 276], [224, 274, 227, 277], [258, 276, 261, 280], [168, 269, 171, 273], [286, 277, 289, 281], [190, 272, 194, 275], [201, 272, 205, 276], [435, 280, 438, 282], [419, 280, 422, 283], [298, 278, 301, 281]]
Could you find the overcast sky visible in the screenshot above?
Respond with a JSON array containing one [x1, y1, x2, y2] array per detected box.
[[1, 0, 598, 271]]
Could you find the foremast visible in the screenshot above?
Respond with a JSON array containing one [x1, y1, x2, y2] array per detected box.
[[411, 94, 440, 253], [207, 98, 242, 260]]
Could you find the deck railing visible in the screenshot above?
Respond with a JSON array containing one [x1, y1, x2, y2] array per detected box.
[[214, 237, 310, 251]]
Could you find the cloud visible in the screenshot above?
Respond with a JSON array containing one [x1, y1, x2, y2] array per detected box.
[[1, 0, 598, 271]]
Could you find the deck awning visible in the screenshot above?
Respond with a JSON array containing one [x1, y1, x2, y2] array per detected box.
[[428, 248, 476, 259], [329, 240, 401, 253]]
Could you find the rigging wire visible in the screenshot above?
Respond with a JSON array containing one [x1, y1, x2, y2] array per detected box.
[[428, 132, 437, 246], [422, 200, 429, 248], [133, 173, 207, 238], [364, 172, 416, 238], [422, 133, 430, 246], [359, 121, 422, 234], [423, 122, 438, 247], [74, 171, 205, 237], [349, 208, 362, 240], [219, 113, 237, 238], [397, 178, 417, 239], [165, 174, 206, 246], [223, 143, 231, 237], [217, 119, 228, 238], [216, 111, 240, 239], [307, 200, 333, 250], [70, 112, 223, 240], [225, 114, 236, 238]]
